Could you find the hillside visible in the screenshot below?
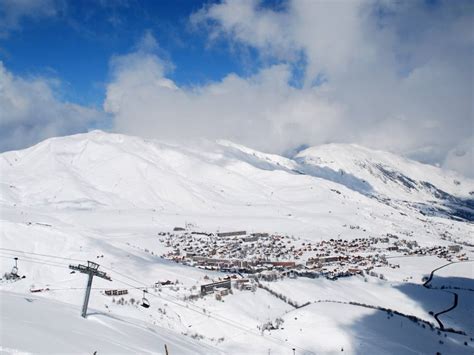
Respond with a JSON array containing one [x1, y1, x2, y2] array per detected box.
[[295, 144, 474, 220], [0, 291, 217, 354], [0, 131, 473, 354]]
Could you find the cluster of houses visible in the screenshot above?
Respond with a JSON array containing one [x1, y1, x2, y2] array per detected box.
[[159, 229, 465, 284], [382, 234, 466, 261], [160, 230, 299, 268]]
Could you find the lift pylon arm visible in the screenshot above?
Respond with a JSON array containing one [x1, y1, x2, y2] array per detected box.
[[69, 264, 112, 281]]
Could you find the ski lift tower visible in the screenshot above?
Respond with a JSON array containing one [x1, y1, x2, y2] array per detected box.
[[69, 261, 112, 318]]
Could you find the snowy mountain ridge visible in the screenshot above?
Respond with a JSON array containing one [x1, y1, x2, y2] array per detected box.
[[1, 130, 473, 221]]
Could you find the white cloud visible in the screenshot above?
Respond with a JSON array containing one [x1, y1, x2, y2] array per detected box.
[[191, 0, 473, 171], [443, 137, 474, 178], [105, 0, 473, 178], [0, 62, 105, 151], [0, 0, 61, 37], [3, 0, 471, 178], [190, 0, 296, 61], [104, 37, 346, 153], [192, 0, 375, 83]]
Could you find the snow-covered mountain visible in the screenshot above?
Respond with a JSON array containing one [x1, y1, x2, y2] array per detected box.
[[1, 131, 473, 354], [295, 143, 474, 220], [1, 130, 473, 220]]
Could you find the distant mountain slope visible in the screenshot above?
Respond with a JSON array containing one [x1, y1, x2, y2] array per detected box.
[[294, 144, 474, 220], [1, 130, 472, 221], [295, 143, 473, 199]]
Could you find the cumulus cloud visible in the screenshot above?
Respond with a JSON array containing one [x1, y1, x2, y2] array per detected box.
[[104, 35, 346, 153], [192, 0, 473, 161], [191, 0, 371, 78], [0, 62, 105, 151], [105, 0, 473, 177]]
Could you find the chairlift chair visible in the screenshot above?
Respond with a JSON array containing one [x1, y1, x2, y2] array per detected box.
[[11, 257, 19, 276], [141, 290, 150, 308]]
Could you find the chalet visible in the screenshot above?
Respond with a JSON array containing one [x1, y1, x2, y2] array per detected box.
[[319, 256, 340, 263], [156, 280, 174, 286], [217, 231, 247, 237], [295, 270, 319, 278], [215, 286, 230, 297], [251, 233, 269, 238], [242, 235, 259, 242], [283, 269, 297, 279], [270, 261, 296, 268], [30, 288, 50, 293], [448, 245, 462, 252], [235, 279, 253, 291], [348, 268, 362, 274], [200, 280, 231, 295], [104, 289, 128, 296]]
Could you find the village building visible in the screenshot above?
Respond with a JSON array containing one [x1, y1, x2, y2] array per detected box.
[[200, 280, 231, 295], [449, 245, 462, 252], [217, 231, 247, 237], [104, 289, 128, 296]]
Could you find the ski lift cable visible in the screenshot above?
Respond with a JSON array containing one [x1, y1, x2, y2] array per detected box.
[[1, 250, 312, 352], [44, 284, 157, 292], [0, 253, 312, 353], [103, 267, 314, 354], [0, 247, 86, 262], [0, 250, 301, 350], [45, 286, 134, 291], [2, 258, 66, 270], [156, 283, 312, 353], [0, 254, 69, 269], [0, 255, 154, 291], [150, 283, 313, 353], [102, 266, 263, 326], [104, 267, 258, 329], [0, 251, 70, 266], [0, 252, 70, 267]]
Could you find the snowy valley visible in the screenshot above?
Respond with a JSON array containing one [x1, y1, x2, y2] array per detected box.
[[0, 131, 473, 354]]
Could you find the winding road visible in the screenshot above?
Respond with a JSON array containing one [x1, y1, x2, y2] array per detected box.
[[422, 261, 455, 288], [432, 292, 458, 329], [422, 260, 471, 330]]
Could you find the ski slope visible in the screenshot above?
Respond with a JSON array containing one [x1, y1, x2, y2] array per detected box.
[[0, 291, 217, 354]]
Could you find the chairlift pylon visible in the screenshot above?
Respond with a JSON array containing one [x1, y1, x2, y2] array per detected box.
[[141, 289, 150, 308]]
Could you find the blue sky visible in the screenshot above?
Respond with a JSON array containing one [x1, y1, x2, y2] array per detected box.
[[1, 0, 251, 106], [0, 0, 473, 176]]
